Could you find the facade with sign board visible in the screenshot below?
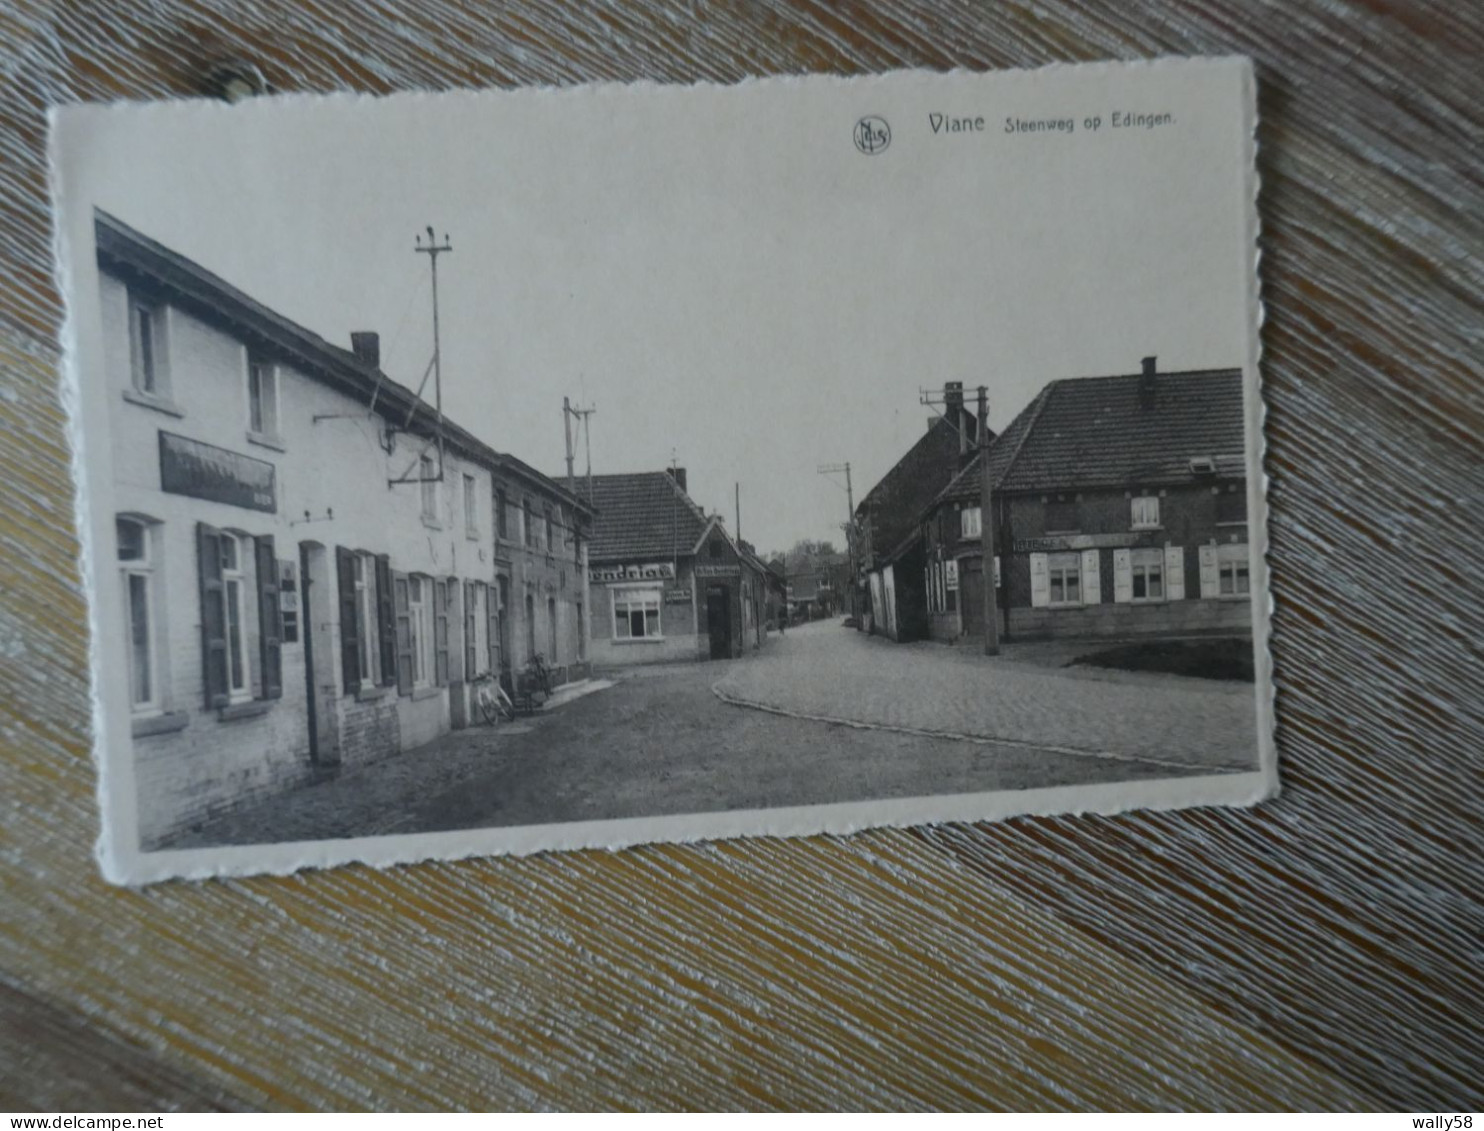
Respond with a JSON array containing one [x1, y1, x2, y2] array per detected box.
[[95, 211, 592, 846], [920, 360, 1254, 643], [583, 470, 772, 665]]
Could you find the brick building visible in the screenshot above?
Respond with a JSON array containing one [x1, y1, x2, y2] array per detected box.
[[94, 210, 591, 846], [584, 470, 771, 664], [922, 360, 1253, 643], [854, 381, 984, 641]]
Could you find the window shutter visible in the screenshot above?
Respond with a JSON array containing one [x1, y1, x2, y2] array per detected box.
[[1165, 545, 1187, 600], [1199, 544, 1220, 598], [488, 583, 502, 675], [446, 577, 463, 684], [394, 572, 412, 696], [1113, 549, 1133, 603], [375, 554, 396, 686], [464, 581, 478, 677], [1080, 549, 1101, 605], [993, 555, 1001, 589], [434, 579, 450, 686], [196, 522, 229, 709], [256, 535, 283, 699], [1029, 553, 1050, 608], [336, 546, 359, 693]]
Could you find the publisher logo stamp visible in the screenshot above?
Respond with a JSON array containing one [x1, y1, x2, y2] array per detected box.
[[853, 116, 891, 155]]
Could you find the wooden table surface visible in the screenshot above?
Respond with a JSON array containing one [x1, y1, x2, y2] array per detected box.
[[2, 0, 1480, 1112]]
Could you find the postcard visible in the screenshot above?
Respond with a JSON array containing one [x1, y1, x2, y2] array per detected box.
[[49, 57, 1274, 883]]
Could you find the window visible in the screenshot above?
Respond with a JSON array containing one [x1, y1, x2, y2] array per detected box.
[[409, 576, 432, 687], [128, 297, 164, 395], [495, 489, 509, 540], [547, 596, 558, 659], [613, 587, 662, 640], [960, 506, 982, 539], [1217, 487, 1247, 525], [523, 498, 536, 547], [1130, 547, 1164, 601], [1131, 495, 1161, 529], [247, 358, 278, 438], [463, 474, 478, 535], [542, 505, 554, 551], [420, 454, 438, 522], [118, 518, 157, 713], [1219, 544, 1251, 596], [221, 534, 251, 702], [524, 591, 537, 658], [1048, 552, 1081, 606], [1045, 499, 1078, 533], [352, 554, 376, 687]]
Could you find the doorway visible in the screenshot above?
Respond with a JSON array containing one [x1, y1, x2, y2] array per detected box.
[[299, 542, 339, 766], [706, 585, 731, 660]]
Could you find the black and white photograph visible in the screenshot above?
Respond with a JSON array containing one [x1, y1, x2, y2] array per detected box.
[[52, 58, 1273, 882]]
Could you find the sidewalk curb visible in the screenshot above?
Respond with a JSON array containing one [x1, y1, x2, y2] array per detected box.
[[709, 683, 1247, 776]]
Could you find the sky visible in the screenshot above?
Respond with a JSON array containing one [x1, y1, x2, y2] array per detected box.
[[65, 64, 1254, 557]]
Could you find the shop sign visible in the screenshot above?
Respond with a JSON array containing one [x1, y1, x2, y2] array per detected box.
[[664, 587, 692, 603], [945, 559, 959, 589], [159, 431, 276, 513], [694, 563, 740, 578], [590, 561, 675, 583], [1014, 532, 1139, 553]]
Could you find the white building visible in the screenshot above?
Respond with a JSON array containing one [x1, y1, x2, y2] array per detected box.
[[95, 210, 593, 846]]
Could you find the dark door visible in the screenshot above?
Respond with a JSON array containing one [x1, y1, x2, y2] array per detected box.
[[299, 542, 318, 762], [706, 586, 731, 660]]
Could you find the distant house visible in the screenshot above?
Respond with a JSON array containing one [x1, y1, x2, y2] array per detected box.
[[785, 572, 834, 621], [854, 381, 985, 641], [921, 358, 1252, 642], [584, 469, 770, 664]]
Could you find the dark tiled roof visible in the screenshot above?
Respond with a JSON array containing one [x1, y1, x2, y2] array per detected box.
[[92, 210, 593, 515], [856, 413, 983, 564], [934, 368, 1244, 506], [585, 472, 711, 562]]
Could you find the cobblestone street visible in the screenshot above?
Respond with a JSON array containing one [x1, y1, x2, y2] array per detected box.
[[718, 620, 1259, 771], [164, 621, 1244, 849]]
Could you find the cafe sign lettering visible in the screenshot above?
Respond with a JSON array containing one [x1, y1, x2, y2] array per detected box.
[[1014, 532, 1140, 553], [159, 431, 276, 513], [590, 561, 675, 583]]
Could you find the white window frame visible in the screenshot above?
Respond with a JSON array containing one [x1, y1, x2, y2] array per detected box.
[[128, 295, 165, 395], [353, 553, 378, 688], [1047, 552, 1082, 607], [960, 506, 982, 540], [1131, 494, 1161, 530], [1129, 547, 1165, 602], [1218, 543, 1251, 597], [613, 585, 663, 641], [463, 473, 478, 537], [221, 533, 252, 703], [409, 575, 432, 688], [118, 517, 159, 715], [247, 357, 279, 439]]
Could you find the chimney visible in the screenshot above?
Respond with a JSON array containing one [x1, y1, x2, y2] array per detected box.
[[1139, 355, 1158, 409], [351, 331, 381, 368], [945, 381, 967, 455], [666, 466, 688, 493]]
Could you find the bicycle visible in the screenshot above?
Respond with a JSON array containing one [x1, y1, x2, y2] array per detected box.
[[472, 670, 516, 725]]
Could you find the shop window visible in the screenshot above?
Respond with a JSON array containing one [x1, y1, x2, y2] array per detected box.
[[221, 534, 251, 701], [128, 296, 165, 395], [1219, 544, 1251, 596], [463, 474, 478, 536], [1217, 488, 1247, 525], [960, 506, 982, 539], [1130, 547, 1164, 601], [247, 358, 278, 439], [409, 576, 432, 687], [117, 517, 158, 713], [613, 587, 662, 640], [354, 554, 377, 686], [1047, 552, 1081, 606], [1045, 499, 1078, 533], [199, 524, 281, 709], [1131, 495, 1161, 529]]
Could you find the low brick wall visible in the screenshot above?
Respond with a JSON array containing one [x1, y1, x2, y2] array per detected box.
[[1007, 598, 1250, 640], [589, 632, 706, 665]]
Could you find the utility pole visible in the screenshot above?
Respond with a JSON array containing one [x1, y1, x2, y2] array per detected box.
[[735, 482, 741, 543], [978, 385, 1000, 656], [563, 396, 575, 493], [414, 226, 452, 482], [817, 462, 855, 619], [562, 399, 596, 501]]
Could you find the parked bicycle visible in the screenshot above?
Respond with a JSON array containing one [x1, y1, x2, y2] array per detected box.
[[471, 669, 516, 726], [524, 653, 553, 699]]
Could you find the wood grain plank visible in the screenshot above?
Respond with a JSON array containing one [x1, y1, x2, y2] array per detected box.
[[1, 0, 1479, 1111]]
